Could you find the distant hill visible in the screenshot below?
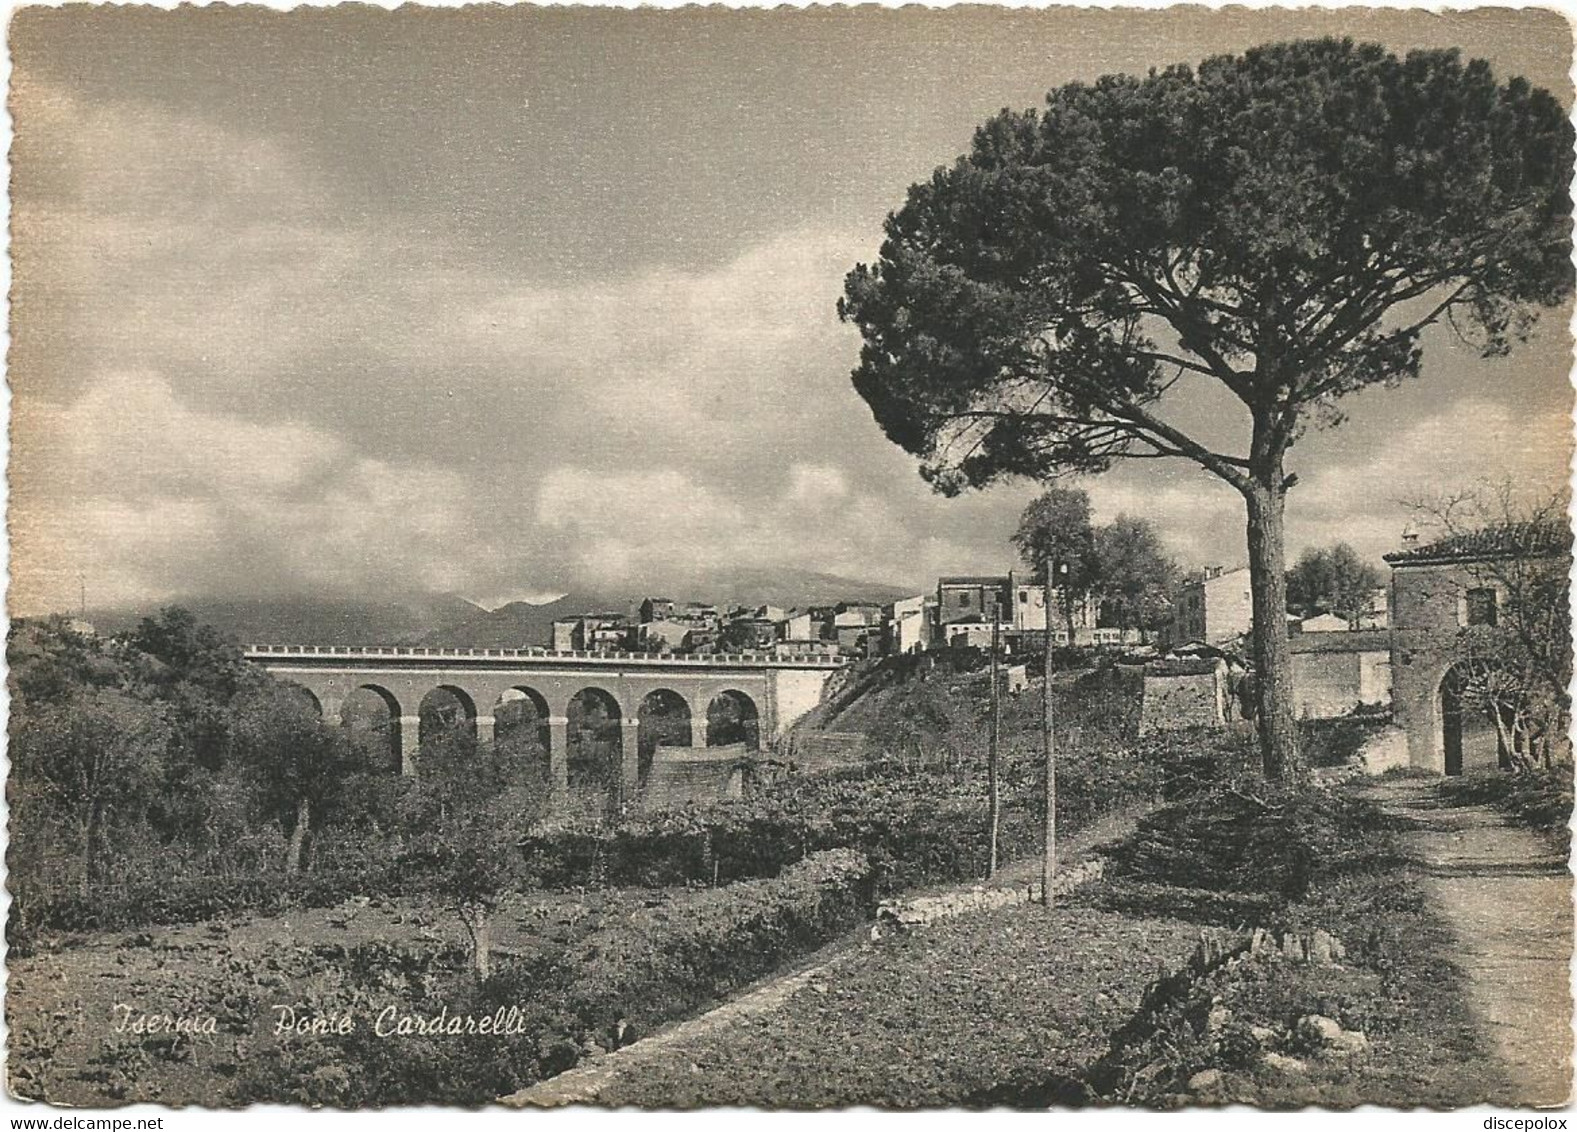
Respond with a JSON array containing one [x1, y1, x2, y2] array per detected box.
[[71, 569, 920, 651], [82, 593, 486, 647], [679, 567, 918, 611], [420, 594, 619, 649]]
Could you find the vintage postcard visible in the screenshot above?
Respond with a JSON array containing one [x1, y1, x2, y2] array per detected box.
[[5, 1, 1574, 1114]]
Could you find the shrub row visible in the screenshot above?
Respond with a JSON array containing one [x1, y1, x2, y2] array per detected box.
[[570, 848, 875, 1035], [11, 862, 443, 945], [231, 849, 875, 1106], [519, 742, 1160, 894]]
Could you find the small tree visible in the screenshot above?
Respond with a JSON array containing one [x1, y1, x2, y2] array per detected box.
[[1286, 543, 1385, 624], [9, 687, 171, 893], [231, 678, 355, 874], [1012, 487, 1098, 646], [410, 731, 546, 979], [840, 39, 1573, 779], [1093, 515, 1180, 637]]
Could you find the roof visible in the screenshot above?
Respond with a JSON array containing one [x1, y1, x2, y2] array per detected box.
[[938, 575, 1009, 587], [1383, 521, 1573, 566], [1180, 566, 1249, 589], [1145, 658, 1225, 677]]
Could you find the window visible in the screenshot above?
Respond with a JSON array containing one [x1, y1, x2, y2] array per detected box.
[[1465, 587, 1498, 627], [1019, 591, 1028, 604], [959, 593, 971, 608]]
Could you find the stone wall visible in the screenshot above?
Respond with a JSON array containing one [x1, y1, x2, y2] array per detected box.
[[640, 743, 751, 811], [1356, 725, 1409, 775], [1290, 647, 1391, 719], [1138, 660, 1226, 734]]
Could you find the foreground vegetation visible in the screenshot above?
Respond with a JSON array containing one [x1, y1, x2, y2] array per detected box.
[[999, 754, 1515, 1106], [7, 616, 1161, 1105], [573, 729, 1518, 1109], [10, 614, 1548, 1107]]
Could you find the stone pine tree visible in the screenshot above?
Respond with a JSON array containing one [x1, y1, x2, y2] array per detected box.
[[839, 38, 1573, 779]]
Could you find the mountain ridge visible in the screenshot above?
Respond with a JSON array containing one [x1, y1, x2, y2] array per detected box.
[[61, 568, 922, 650]]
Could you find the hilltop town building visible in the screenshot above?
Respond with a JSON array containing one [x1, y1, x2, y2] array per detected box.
[[1170, 565, 1252, 646]]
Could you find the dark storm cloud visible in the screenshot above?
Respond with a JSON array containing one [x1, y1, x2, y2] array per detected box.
[[8, 5, 1573, 615]]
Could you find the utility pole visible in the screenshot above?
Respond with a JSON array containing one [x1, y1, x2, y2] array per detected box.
[[987, 592, 1002, 878], [1042, 560, 1060, 907]]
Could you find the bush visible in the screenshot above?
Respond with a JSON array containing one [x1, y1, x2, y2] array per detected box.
[[1438, 763, 1574, 842], [570, 849, 874, 1035], [520, 741, 1161, 894], [1298, 713, 1392, 769], [1105, 781, 1396, 903]]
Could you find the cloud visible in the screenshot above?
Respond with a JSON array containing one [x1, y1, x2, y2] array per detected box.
[[10, 71, 1573, 621], [10, 372, 475, 612], [1288, 396, 1575, 563]]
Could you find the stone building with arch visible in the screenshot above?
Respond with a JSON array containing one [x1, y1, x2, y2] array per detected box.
[[1385, 522, 1572, 774]]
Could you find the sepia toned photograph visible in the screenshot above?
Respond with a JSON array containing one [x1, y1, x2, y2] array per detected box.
[[4, 1, 1574, 1112]]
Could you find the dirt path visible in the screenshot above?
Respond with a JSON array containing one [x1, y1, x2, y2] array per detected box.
[[499, 807, 1146, 1107], [1364, 776, 1573, 1108]]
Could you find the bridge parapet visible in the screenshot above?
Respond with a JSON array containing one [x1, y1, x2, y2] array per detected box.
[[244, 644, 848, 669]]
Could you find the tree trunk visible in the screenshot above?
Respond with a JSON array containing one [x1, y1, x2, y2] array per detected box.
[[1243, 476, 1300, 781], [460, 903, 493, 979], [286, 795, 311, 875]]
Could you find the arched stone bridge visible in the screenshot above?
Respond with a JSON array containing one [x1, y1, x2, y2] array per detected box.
[[245, 644, 847, 801]]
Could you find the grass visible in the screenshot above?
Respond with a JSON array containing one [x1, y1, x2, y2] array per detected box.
[[594, 903, 1201, 1108]]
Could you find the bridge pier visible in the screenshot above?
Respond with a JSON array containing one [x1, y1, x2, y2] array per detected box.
[[476, 714, 495, 747], [691, 717, 708, 749], [620, 718, 641, 806], [399, 715, 420, 777], [547, 717, 569, 804], [320, 695, 344, 726]]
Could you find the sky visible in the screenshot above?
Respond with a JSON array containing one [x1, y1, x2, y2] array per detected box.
[[8, 4, 1575, 616]]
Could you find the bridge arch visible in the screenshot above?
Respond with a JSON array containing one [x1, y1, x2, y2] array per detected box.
[[637, 688, 693, 779], [341, 683, 403, 773], [418, 685, 478, 746], [494, 686, 553, 780], [706, 689, 760, 751], [567, 686, 624, 813]]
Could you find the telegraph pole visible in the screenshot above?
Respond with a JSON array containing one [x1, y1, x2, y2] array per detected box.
[[1042, 560, 1060, 906], [987, 593, 1002, 878]]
